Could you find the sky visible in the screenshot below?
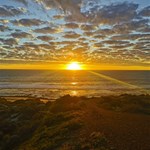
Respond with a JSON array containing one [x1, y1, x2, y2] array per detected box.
[[0, 0, 150, 70]]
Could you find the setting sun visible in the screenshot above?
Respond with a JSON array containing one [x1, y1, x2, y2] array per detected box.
[[66, 62, 82, 70]]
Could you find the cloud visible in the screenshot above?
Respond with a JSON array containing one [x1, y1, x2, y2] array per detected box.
[[37, 35, 54, 41], [64, 4, 88, 22], [86, 2, 138, 25], [37, 44, 52, 50], [133, 42, 150, 51], [111, 34, 150, 41], [93, 34, 105, 39], [139, 6, 150, 17], [113, 19, 149, 34], [104, 40, 130, 45], [57, 40, 74, 45], [0, 5, 26, 17], [11, 31, 33, 38], [36, 0, 61, 9], [0, 38, 18, 45], [0, 50, 7, 58], [0, 25, 10, 31], [37, 1, 139, 25], [12, 18, 45, 26], [53, 14, 64, 19], [63, 31, 81, 39], [37, 0, 87, 22], [72, 47, 88, 56], [13, 0, 28, 6], [36, 1, 143, 27], [78, 37, 87, 41], [0, 19, 9, 24], [80, 24, 96, 31], [94, 28, 115, 35], [64, 23, 79, 29], [34, 26, 61, 34], [110, 44, 132, 49], [93, 43, 104, 48], [83, 31, 94, 37], [0, 0, 149, 66]]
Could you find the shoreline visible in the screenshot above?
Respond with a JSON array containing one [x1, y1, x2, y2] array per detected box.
[[0, 96, 53, 103], [0, 93, 150, 102]]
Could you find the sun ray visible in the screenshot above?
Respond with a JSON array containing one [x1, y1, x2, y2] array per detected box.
[[89, 71, 149, 94]]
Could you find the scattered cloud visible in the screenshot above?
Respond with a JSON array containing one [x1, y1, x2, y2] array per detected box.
[[63, 31, 81, 39], [37, 35, 54, 41], [113, 19, 149, 34], [0, 19, 9, 24], [11, 31, 33, 38], [86, 2, 138, 25], [80, 24, 96, 31], [0, 0, 149, 66], [139, 6, 150, 17], [0, 25, 10, 31], [12, 18, 46, 26], [0, 38, 18, 45], [53, 14, 64, 19], [64, 23, 79, 29], [0, 5, 26, 17], [13, 0, 28, 6], [34, 26, 62, 34]]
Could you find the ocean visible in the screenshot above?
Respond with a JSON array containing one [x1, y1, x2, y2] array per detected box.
[[0, 70, 149, 99]]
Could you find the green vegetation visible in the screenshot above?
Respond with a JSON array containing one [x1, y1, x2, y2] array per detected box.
[[0, 94, 150, 150], [98, 94, 150, 114]]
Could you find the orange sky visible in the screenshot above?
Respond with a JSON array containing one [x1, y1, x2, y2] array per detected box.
[[0, 63, 149, 70]]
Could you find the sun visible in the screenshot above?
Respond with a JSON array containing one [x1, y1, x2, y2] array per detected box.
[[66, 62, 82, 70]]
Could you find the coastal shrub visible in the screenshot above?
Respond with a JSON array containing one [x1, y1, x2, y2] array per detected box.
[[97, 94, 150, 114], [1, 94, 149, 150]]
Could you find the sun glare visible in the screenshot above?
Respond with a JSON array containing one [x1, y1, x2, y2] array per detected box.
[[67, 62, 82, 70]]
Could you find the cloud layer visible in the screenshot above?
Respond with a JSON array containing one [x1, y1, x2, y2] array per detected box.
[[0, 0, 150, 67]]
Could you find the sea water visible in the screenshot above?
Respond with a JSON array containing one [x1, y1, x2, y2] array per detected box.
[[0, 70, 149, 99]]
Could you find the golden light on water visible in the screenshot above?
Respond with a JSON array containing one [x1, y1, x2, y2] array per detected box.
[[66, 62, 82, 70]]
